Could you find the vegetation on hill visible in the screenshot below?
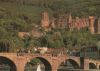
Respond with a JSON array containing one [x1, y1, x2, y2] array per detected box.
[[0, 0, 100, 52], [0, 0, 100, 21], [34, 28, 99, 48]]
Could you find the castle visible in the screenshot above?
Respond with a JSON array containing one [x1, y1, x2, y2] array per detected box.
[[18, 11, 100, 38], [41, 11, 100, 34]]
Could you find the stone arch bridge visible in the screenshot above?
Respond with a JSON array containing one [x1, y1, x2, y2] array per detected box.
[[0, 53, 100, 71]]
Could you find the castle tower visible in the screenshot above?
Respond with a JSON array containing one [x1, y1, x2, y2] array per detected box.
[[75, 17, 81, 30], [68, 14, 72, 24], [41, 11, 50, 31], [97, 18, 100, 34], [89, 16, 95, 34], [50, 17, 56, 29], [67, 14, 73, 30], [82, 18, 86, 28]]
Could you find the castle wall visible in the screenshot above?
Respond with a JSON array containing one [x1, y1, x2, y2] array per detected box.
[[40, 12, 100, 34]]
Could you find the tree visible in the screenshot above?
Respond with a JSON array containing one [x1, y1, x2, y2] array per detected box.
[[97, 41, 100, 50]]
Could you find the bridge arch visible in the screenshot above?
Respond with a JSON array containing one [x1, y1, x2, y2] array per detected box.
[[0, 56, 17, 71], [24, 57, 52, 71], [89, 62, 97, 69], [67, 59, 80, 68], [57, 59, 80, 71]]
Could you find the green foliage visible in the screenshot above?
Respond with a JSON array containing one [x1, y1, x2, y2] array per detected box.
[[46, 32, 64, 48], [29, 28, 99, 49], [0, 0, 100, 21], [43, 28, 98, 48], [97, 41, 100, 49], [29, 58, 41, 65], [0, 0, 99, 51]]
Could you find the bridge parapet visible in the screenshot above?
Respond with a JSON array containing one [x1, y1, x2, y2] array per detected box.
[[0, 53, 18, 59], [21, 53, 52, 57], [0, 53, 17, 56]]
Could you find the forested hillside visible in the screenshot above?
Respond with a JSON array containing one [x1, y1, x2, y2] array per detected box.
[[0, 0, 100, 22], [0, 0, 100, 52]]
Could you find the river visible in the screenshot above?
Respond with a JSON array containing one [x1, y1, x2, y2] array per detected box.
[[25, 67, 100, 71], [0, 66, 100, 71], [0, 68, 100, 71]]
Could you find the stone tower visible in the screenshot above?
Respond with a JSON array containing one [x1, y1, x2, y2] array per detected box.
[[41, 11, 50, 31], [51, 17, 56, 29], [68, 14, 72, 24], [75, 17, 81, 30], [89, 16, 95, 34], [67, 14, 73, 30], [97, 18, 100, 34]]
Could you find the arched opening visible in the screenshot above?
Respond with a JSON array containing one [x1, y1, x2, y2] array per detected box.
[[0, 56, 17, 71], [89, 63, 97, 69], [24, 57, 51, 71], [58, 59, 80, 71]]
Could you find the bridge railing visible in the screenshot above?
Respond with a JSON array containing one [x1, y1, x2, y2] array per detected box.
[[0, 53, 17, 56], [17, 53, 52, 57], [0, 52, 81, 59]]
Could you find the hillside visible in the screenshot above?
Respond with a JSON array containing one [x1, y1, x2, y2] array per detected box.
[[0, 0, 100, 52], [0, 0, 100, 24]]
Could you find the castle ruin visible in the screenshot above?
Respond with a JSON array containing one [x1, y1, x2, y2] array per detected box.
[[41, 11, 100, 34]]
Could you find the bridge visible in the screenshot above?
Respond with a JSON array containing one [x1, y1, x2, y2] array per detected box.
[[0, 53, 100, 71]]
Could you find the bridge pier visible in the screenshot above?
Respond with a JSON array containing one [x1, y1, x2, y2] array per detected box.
[[51, 57, 59, 71], [16, 64, 25, 71], [84, 59, 89, 70], [52, 66, 58, 71], [96, 63, 100, 69], [14, 56, 27, 71]]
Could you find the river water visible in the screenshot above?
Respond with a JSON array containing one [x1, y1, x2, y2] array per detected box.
[[0, 66, 100, 71], [25, 67, 100, 71], [0, 69, 100, 71]]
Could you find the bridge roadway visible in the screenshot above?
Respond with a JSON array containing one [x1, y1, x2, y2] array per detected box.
[[0, 53, 99, 71]]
